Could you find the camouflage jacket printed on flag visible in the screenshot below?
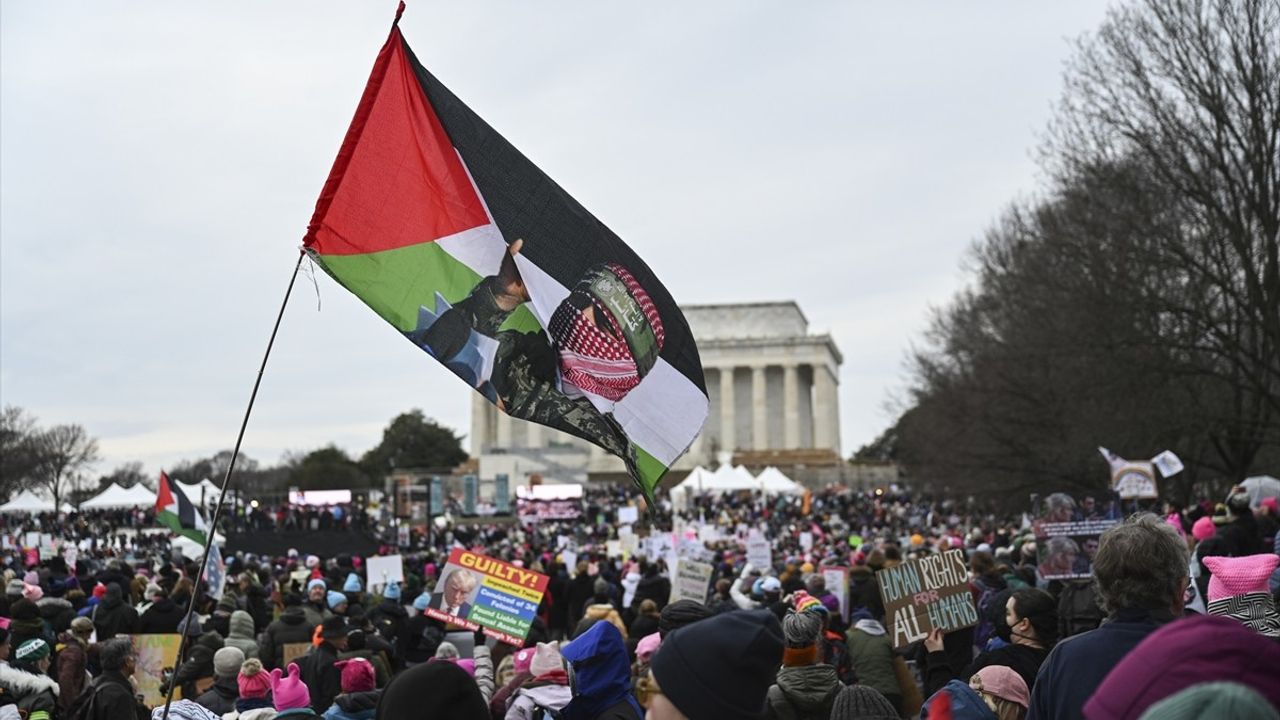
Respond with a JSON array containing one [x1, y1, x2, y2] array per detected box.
[[423, 275, 634, 465]]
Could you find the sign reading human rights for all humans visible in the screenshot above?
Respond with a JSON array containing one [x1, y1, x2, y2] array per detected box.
[[426, 547, 549, 646], [875, 549, 979, 649]]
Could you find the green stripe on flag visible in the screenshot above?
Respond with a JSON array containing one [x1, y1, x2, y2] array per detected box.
[[158, 510, 206, 545], [315, 241, 541, 334]]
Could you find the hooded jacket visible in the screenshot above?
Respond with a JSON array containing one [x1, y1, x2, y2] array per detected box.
[[582, 603, 627, 639], [0, 663, 60, 720], [194, 674, 240, 716], [765, 664, 841, 720], [922, 679, 997, 720], [322, 690, 381, 720], [262, 605, 318, 670], [845, 619, 898, 700], [560, 620, 643, 720], [92, 584, 139, 640], [227, 610, 261, 660], [36, 597, 76, 635], [505, 680, 572, 720], [173, 631, 225, 698]]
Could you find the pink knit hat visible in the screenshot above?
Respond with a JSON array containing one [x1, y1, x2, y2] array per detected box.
[[1191, 516, 1216, 542], [529, 642, 563, 677], [635, 632, 662, 663], [335, 658, 375, 693], [512, 647, 535, 674], [1164, 514, 1185, 538], [237, 658, 272, 699], [22, 583, 43, 602], [1203, 554, 1279, 602], [269, 663, 311, 711]]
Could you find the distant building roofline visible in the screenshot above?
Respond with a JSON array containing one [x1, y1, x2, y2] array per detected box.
[[682, 301, 809, 327]]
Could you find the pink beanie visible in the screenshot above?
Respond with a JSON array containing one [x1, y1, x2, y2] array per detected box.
[[512, 647, 535, 674], [1164, 514, 1185, 538], [269, 663, 311, 711], [22, 583, 43, 602], [1203, 554, 1280, 602], [1261, 497, 1279, 513], [237, 658, 272, 699], [335, 658, 375, 693], [1191, 516, 1216, 542], [635, 632, 662, 663]]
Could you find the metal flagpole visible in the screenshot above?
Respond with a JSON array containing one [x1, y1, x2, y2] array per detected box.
[[160, 251, 304, 719]]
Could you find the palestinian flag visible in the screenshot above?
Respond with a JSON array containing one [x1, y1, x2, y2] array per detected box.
[[302, 8, 707, 502], [155, 471, 208, 544]]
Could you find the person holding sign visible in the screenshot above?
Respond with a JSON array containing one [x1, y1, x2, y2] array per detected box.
[[922, 588, 1057, 698]]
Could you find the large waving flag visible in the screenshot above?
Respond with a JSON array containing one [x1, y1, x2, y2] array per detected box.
[[303, 12, 707, 502], [155, 471, 208, 544]]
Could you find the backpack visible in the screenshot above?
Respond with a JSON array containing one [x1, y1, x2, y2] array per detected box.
[[530, 700, 565, 720], [1058, 579, 1105, 638]]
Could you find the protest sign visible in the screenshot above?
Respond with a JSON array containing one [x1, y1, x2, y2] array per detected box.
[[1032, 492, 1120, 580], [282, 642, 311, 669], [677, 537, 711, 563], [560, 550, 578, 576], [822, 566, 849, 622], [746, 537, 771, 570], [1098, 447, 1159, 499], [799, 531, 813, 551], [425, 547, 549, 646], [23, 532, 39, 550], [366, 554, 405, 593], [671, 560, 713, 604], [645, 534, 675, 563], [618, 506, 639, 525], [129, 634, 182, 707], [606, 540, 622, 558], [876, 549, 979, 649]]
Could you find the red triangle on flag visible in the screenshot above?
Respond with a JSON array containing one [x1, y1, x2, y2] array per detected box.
[[155, 471, 174, 513]]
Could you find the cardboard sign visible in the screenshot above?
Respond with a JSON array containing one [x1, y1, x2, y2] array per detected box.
[[876, 549, 979, 648], [799, 532, 814, 551], [282, 642, 311, 669], [128, 634, 182, 707], [606, 540, 622, 558], [822, 566, 850, 622], [677, 537, 711, 563], [671, 560, 713, 604], [618, 506, 639, 525], [1112, 462, 1157, 499], [746, 537, 771, 570], [425, 547, 550, 646], [366, 554, 405, 592]]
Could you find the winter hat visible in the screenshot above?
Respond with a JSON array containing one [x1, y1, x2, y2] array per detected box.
[[635, 632, 662, 664], [760, 576, 781, 594], [22, 583, 43, 602], [70, 616, 94, 636], [15, 638, 50, 663], [375, 659, 488, 720], [22, 571, 38, 585], [327, 590, 348, 610], [335, 657, 376, 693], [791, 590, 826, 616], [343, 573, 362, 593], [149, 700, 222, 720], [412, 592, 430, 612], [1136, 682, 1279, 720], [1203, 554, 1279, 602], [512, 647, 535, 674], [1261, 497, 1279, 514], [1082, 615, 1280, 720], [657, 599, 713, 638], [237, 658, 272, 699], [92, 583, 107, 599], [213, 646, 245, 679], [529, 642, 563, 677], [144, 582, 163, 599], [383, 581, 401, 601], [781, 610, 822, 666], [1191, 516, 1216, 541], [922, 679, 997, 720], [216, 593, 237, 614], [5, 579, 24, 597], [269, 663, 311, 711], [650, 609, 784, 720], [307, 578, 326, 593], [434, 641, 459, 659], [830, 685, 900, 720], [320, 615, 349, 640], [305, 555, 320, 569], [970, 665, 1030, 709]]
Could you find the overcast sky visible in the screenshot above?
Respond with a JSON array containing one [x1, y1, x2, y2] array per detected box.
[[1, 2, 1114, 479]]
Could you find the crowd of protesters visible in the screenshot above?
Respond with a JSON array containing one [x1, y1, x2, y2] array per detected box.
[[0, 481, 1277, 720]]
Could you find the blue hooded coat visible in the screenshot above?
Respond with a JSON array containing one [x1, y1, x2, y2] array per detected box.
[[560, 620, 643, 720]]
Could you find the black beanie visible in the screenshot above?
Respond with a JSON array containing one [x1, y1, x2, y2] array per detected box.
[[651, 609, 783, 719], [376, 660, 487, 720], [830, 685, 899, 720], [658, 599, 714, 639]]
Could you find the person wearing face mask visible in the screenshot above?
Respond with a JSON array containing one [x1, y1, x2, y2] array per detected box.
[[923, 588, 1057, 697]]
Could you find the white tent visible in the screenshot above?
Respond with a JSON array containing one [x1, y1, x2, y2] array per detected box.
[[0, 490, 56, 514], [756, 466, 805, 495], [80, 483, 155, 510]]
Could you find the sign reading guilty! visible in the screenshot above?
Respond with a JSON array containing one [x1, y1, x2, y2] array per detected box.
[[875, 549, 979, 648], [426, 548, 550, 646]]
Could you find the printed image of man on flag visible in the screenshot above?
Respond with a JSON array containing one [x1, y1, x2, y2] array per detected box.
[[303, 6, 707, 504]]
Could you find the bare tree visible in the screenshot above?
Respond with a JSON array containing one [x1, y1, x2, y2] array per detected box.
[[0, 406, 41, 498], [35, 424, 100, 508]]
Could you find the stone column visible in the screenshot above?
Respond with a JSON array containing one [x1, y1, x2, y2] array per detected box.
[[751, 366, 768, 450], [783, 364, 800, 449], [495, 409, 513, 449], [813, 364, 840, 454], [719, 367, 736, 452], [470, 394, 489, 455]]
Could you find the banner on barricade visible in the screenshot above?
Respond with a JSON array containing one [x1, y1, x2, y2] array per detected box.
[[425, 547, 549, 646], [876, 549, 979, 649], [671, 560, 713, 604]]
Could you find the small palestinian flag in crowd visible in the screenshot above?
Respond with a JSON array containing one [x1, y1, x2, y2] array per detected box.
[[155, 471, 208, 544], [303, 6, 708, 503]]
